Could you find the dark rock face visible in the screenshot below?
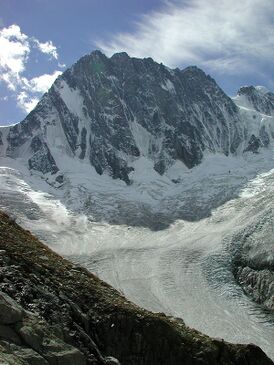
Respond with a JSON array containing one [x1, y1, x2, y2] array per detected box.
[[6, 109, 41, 157], [236, 267, 274, 310], [0, 211, 273, 365], [0, 291, 24, 325], [59, 53, 242, 178], [0, 51, 245, 183], [244, 134, 262, 153], [28, 136, 59, 174], [79, 127, 87, 159], [260, 125, 270, 146], [231, 213, 274, 312], [238, 86, 274, 116]]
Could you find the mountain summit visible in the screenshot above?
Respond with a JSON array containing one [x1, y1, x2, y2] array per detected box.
[[1, 50, 272, 185]]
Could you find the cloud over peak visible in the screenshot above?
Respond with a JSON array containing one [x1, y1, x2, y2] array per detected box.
[[97, 0, 274, 77]]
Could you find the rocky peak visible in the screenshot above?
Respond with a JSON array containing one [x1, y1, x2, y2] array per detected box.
[[238, 85, 256, 96], [237, 85, 274, 116], [0, 51, 271, 184], [181, 65, 207, 77], [110, 51, 130, 60]]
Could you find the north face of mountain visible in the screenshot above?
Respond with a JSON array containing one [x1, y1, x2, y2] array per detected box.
[[0, 50, 249, 184]]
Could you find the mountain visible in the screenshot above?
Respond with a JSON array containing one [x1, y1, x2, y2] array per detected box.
[[0, 50, 272, 186], [1, 210, 273, 365], [234, 86, 274, 116], [0, 51, 274, 362]]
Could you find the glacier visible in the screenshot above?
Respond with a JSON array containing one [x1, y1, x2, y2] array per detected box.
[[0, 148, 273, 360]]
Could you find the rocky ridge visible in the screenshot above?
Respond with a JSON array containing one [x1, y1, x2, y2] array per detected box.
[[237, 86, 274, 116], [1, 51, 272, 185]]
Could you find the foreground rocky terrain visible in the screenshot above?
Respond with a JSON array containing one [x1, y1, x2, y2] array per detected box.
[[0, 211, 273, 365]]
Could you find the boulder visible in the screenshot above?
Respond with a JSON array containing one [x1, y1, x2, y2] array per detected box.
[[0, 325, 22, 345], [105, 356, 121, 364], [18, 320, 86, 365], [0, 292, 24, 325], [8, 344, 49, 365]]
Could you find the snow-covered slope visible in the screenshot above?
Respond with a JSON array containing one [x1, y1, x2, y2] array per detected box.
[[0, 150, 274, 361]]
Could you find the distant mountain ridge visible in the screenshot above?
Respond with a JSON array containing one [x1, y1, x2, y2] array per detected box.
[[0, 50, 273, 185], [235, 85, 274, 116]]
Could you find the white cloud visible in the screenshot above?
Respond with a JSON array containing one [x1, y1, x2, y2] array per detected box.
[[17, 91, 39, 113], [1, 72, 23, 91], [58, 62, 66, 68], [0, 24, 30, 89], [28, 71, 62, 93], [97, 0, 274, 75], [35, 39, 58, 59], [15, 70, 62, 112], [0, 24, 61, 89], [0, 24, 28, 42], [0, 24, 64, 115]]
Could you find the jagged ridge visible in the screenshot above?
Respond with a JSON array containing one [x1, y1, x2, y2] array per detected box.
[[0, 50, 261, 184]]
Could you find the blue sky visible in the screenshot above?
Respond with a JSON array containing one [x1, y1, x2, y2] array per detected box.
[[0, 0, 273, 125]]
